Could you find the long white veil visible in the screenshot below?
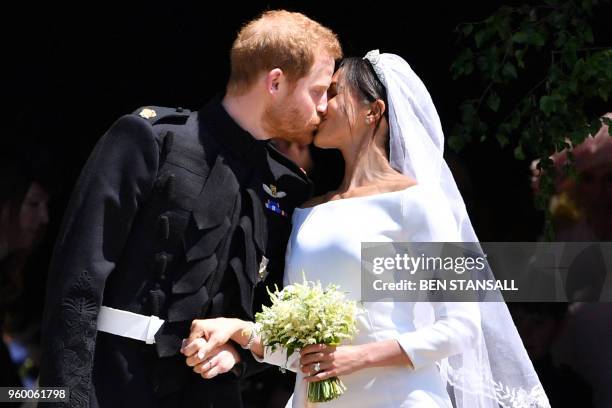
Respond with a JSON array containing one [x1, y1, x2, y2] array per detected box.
[[364, 49, 550, 408]]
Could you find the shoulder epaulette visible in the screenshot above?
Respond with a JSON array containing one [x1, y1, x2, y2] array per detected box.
[[132, 106, 191, 126]]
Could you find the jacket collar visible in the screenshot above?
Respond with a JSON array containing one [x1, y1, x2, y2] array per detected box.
[[198, 95, 267, 165]]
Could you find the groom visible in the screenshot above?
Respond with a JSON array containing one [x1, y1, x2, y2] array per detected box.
[[39, 10, 341, 408]]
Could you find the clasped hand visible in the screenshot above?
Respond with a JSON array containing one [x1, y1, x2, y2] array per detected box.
[[180, 318, 243, 379]]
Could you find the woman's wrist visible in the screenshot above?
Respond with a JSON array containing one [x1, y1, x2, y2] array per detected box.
[[359, 339, 412, 368], [229, 319, 254, 347], [355, 344, 372, 370]]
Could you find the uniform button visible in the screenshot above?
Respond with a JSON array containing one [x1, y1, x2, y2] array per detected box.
[[165, 174, 176, 197], [155, 253, 168, 279], [158, 215, 170, 240]]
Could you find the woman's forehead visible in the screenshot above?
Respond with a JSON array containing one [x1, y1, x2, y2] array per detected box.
[[332, 64, 348, 79], [331, 69, 350, 91]]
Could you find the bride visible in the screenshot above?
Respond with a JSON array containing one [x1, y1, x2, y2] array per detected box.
[[181, 50, 550, 408]]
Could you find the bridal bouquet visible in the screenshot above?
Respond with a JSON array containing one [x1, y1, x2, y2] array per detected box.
[[255, 276, 359, 403]]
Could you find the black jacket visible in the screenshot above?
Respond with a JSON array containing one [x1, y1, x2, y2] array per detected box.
[[39, 99, 311, 407]]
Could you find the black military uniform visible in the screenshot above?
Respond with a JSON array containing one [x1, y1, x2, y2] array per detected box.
[[39, 97, 312, 407]]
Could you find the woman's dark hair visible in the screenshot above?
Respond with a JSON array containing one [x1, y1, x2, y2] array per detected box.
[[337, 57, 390, 158], [337, 57, 389, 121]]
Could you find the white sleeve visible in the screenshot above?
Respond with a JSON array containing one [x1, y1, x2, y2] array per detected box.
[[252, 346, 300, 373], [395, 302, 480, 370], [397, 187, 481, 370]]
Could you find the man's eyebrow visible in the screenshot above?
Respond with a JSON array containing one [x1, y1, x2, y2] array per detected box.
[[313, 81, 331, 88]]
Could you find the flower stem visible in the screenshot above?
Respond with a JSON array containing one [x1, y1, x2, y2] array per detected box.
[[307, 377, 347, 403]]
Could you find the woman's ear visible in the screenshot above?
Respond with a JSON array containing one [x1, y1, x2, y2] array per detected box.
[[265, 68, 284, 95], [366, 99, 386, 123]]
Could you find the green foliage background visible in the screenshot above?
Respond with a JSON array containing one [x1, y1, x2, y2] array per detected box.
[[449, 0, 611, 238]]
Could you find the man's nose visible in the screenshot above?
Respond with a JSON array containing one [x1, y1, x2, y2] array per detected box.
[[316, 94, 328, 115]]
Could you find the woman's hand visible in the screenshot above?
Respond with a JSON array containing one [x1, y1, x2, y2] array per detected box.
[[299, 344, 368, 382], [300, 339, 413, 382], [181, 317, 244, 359], [184, 338, 241, 379]]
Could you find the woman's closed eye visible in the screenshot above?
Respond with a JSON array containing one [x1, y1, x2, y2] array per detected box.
[[327, 83, 338, 99]]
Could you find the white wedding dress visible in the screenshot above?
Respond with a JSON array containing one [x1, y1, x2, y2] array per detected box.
[[257, 185, 481, 407]]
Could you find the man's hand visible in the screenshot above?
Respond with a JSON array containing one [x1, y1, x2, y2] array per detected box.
[[184, 339, 241, 379]]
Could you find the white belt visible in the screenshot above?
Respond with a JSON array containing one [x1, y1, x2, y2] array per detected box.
[[96, 306, 165, 344]]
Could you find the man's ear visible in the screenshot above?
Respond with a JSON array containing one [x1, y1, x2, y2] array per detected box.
[[265, 68, 284, 95], [367, 99, 386, 122]]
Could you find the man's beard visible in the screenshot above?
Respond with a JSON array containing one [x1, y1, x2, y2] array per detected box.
[[262, 100, 319, 145]]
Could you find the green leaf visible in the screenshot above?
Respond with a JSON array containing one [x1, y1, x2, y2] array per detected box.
[[562, 38, 578, 66], [476, 119, 489, 133], [514, 144, 526, 160], [529, 9, 537, 22], [448, 133, 467, 152], [462, 24, 473, 36], [512, 31, 529, 44], [583, 27, 594, 43], [475, 29, 487, 48], [581, 0, 594, 15], [530, 31, 546, 47], [487, 92, 501, 112], [464, 62, 474, 76], [502, 63, 518, 79], [460, 102, 477, 123], [477, 56, 490, 74], [450, 49, 474, 79], [569, 129, 589, 145], [573, 58, 585, 79], [550, 10, 566, 27], [549, 64, 563, 85], [496, 133, 510, 147], [589, 117, 603, 135], [510, 113, 521, 129], [500, 123, 512, 134], [539, 95, 554, 115], [554, 31, 567, 48], [598, 88, 609, 101]]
